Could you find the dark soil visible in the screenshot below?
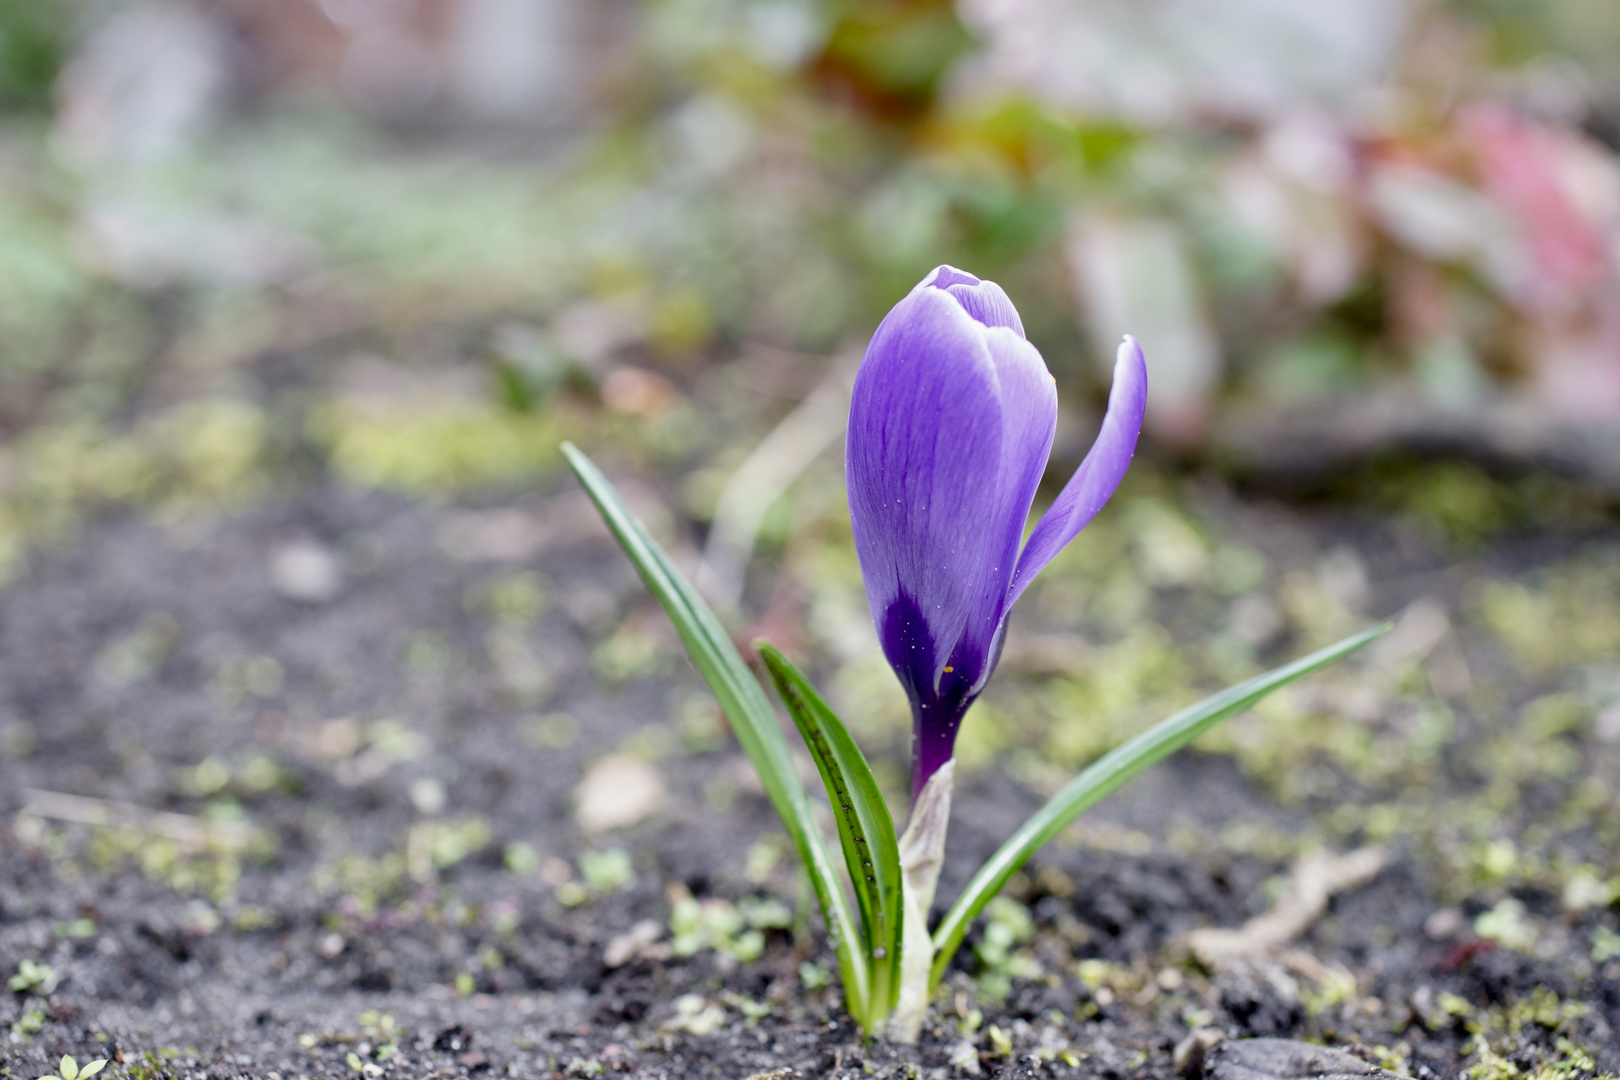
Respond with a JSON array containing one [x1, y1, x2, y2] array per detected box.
[[2, 479, 1618, 1080]]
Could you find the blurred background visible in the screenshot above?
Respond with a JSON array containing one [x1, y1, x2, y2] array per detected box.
[[3, 0, 1619, 537], [2, 4, 1620, 1067]]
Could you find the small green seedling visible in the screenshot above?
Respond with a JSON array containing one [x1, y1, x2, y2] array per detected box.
[[12, 1007, 45, 1037], [10, 960, 59, 995], [37, 1055, 107, 1080], [347, 1051, 384, 1076]]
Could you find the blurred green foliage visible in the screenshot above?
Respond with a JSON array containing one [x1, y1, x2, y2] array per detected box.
[[0, 0, 69, 109]]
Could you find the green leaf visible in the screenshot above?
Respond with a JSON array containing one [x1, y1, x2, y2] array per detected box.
[[561, 443, 870, 1021], [930, 623, 1390, 988], [759, 643, 903, 1026]]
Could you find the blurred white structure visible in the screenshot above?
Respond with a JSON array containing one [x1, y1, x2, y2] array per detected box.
[[953, 0, 1413, 123], [1067, 212, 1221, 447], [447, 0, 581, 119], [55, 1, 231, 164], [56, 0, 600, 161]]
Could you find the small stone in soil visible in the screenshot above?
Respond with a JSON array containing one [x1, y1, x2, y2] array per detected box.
[[1174, 1028, 1225, 1080], [575, 753, 666, 833], [268, 537, 344, 603], [1202, 1038, 1403, 1080]]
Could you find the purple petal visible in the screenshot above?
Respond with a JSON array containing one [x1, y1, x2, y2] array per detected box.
[[1007, 335, 1147, 607], [923, 264, 1027, 336], [847, 287, 1004, 666], [927, 265, 980, 289], [943, 282, 1025, 336], [958, 326, 1057, 666]]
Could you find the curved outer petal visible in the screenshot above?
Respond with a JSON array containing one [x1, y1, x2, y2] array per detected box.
[[1007, 335, 1148, 607], [959, 327, 1058, 680], [846, 278, 1056, 796]]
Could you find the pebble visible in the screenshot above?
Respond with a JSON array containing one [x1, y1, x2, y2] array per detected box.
[[1197, 1038, 1403, 1080], [268, 537, 344, 603], [574, 754, 666, 834], [603, 919, 665, 968]]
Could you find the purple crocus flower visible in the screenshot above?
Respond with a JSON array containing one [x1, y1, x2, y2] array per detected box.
[[846, 265, 1148, 804]]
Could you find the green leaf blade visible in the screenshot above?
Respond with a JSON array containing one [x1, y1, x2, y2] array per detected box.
[[560, 443, 870, 1021], [929, 623, 1390, 988], [759, 644, 904, 1025]]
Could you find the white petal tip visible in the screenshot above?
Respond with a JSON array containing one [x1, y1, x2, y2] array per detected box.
[[1116, 334, 1146, 372]]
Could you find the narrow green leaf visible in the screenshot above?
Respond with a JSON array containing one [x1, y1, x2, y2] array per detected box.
[[561, 443, 870, 1020], [759, 644, 903, 1025], [930, 623, 1390, 988]]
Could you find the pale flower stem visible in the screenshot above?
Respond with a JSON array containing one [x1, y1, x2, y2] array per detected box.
[[886, 761, 954, 1043]]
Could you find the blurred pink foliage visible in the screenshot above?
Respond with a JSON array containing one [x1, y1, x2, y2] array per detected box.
[[959, 0, 1620, 429]]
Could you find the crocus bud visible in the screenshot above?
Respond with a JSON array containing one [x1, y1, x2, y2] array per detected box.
[[846, 265, 1147, 804]]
